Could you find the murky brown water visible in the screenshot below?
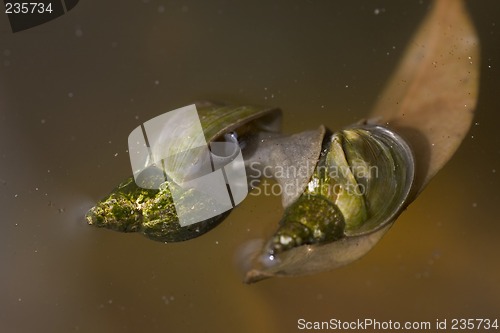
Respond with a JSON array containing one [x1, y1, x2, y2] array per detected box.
[[1, 1, 499, 332]]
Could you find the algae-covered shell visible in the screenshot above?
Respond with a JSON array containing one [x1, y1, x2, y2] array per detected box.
[[86, 103, 281, 242], [246, 125, 415, 282]]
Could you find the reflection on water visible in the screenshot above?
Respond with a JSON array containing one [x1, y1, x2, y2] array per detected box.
[[1, 1, 499, 332]]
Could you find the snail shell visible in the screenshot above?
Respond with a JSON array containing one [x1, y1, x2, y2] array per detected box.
[[246, 124, 415, 281], [86, 103, 281, 242]]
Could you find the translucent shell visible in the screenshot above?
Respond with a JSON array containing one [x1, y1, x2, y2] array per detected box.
[[248, 125, 415, 282], [86, 103, 281, 242]]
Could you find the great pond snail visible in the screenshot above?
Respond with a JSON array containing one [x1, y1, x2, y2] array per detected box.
[[265, 125, 414, 257], [85, 104, 281, 242]]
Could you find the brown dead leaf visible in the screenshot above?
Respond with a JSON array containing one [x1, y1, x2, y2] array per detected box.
[[371, 0, 479, 195]]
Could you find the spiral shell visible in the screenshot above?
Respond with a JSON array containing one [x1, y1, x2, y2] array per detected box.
[[256, 125, 415, 276], [86, 103, 281, 242]]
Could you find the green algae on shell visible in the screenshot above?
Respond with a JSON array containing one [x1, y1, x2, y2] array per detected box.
[[86, 103, 281, 242], [86, 177, 230, 242]]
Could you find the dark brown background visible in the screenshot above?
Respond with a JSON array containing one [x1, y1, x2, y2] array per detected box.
[[1, 1, 499, 332]]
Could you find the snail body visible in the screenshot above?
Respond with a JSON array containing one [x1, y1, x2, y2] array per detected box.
[[86, 103, 281, 242], [249, 124, 415, 280]]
